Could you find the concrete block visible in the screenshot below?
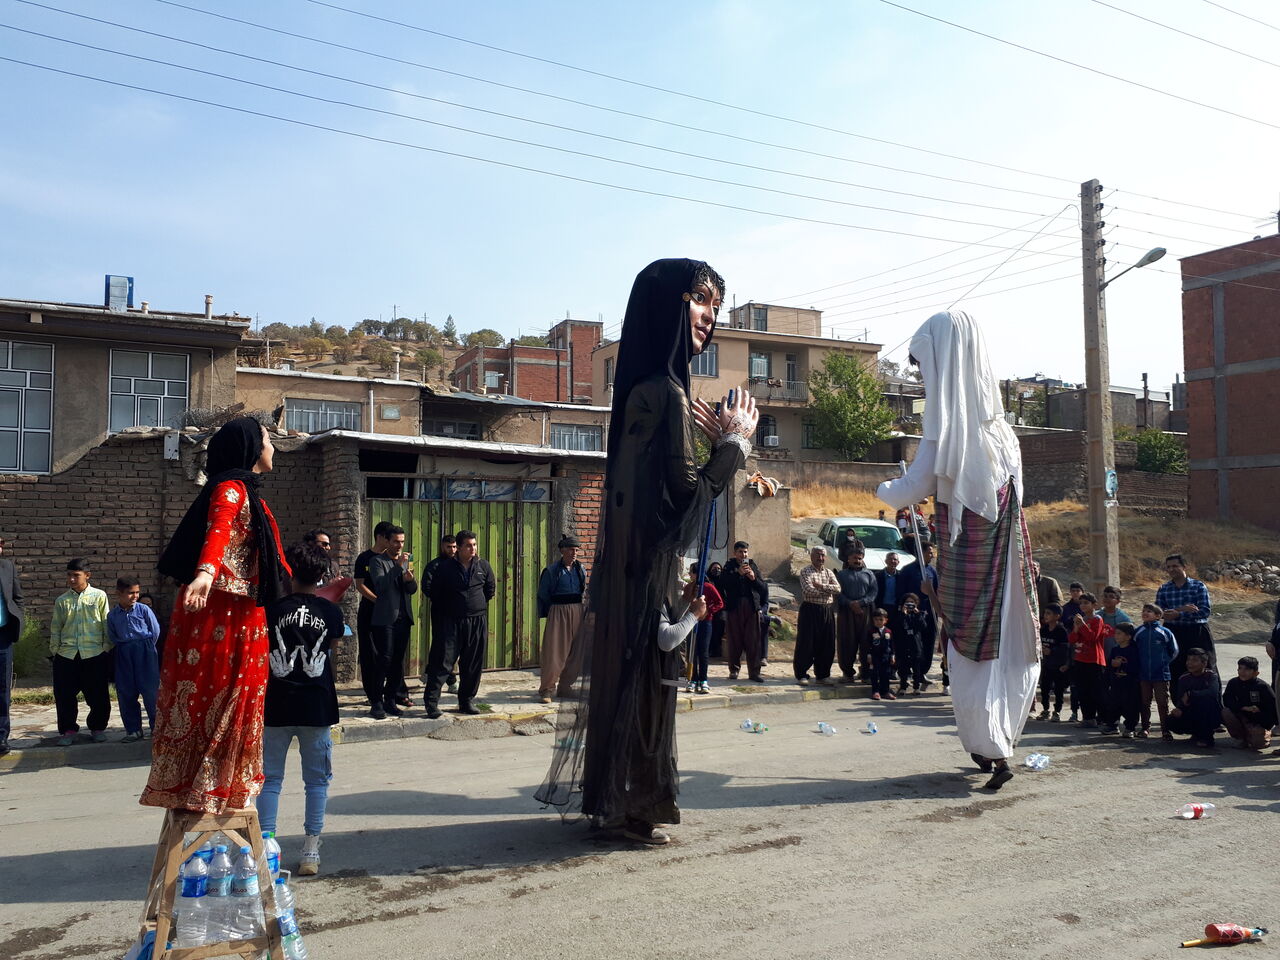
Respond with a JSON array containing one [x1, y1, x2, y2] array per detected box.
[[689, 695, 731, 710], [428, 718, 513, 741], [513, 717, 556, 737]]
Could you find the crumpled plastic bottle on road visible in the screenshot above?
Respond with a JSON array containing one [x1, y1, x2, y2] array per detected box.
[[1024, 752, 1051, 771]]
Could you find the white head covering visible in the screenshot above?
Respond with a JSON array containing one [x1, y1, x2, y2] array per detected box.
[[910, 310, 1023, 543]]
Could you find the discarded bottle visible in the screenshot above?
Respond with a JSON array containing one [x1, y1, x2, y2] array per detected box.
[[228, 846, 266, 941], [174, 855, 210, 948], [740, 718, 754, 732], [273, 875, 309, 960], [1181, 924, 1268, 947], [865, 721, 878, 734], [816, 722, 837, 736], [1177, 802, 1216, 820], [262, 831, 282, 879], [205, 844, 234, 943], [1024, 753, 1051, 771]]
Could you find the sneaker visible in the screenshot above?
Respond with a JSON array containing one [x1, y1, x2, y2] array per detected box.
[[1120, 728, 1134, 739], [1035, 710, 1050, 722], [144, 728, 153, 739], [1051, 712, 1061, 723], [1099, 723, 1118, 735], [759, 659, 769, 669], [817, 677, 835, 686], [56, 734, 75, 747], [445, 679, 459, 695], [91, 731, 108, 743], [1134, 727, 1150, 739], [696, 682, 709, 694], [121, 731, 143, 743], [920, 681, 932, 692], [727, 671, 740, 681], [796, 676, 810, 686], [369, 704, 387, 720], [622, 822, 670, 846], [897, 685, 908, 695], [942, 685, 951, 696], [1069, 711, 1079, 723], [298, 835, 322, 877], [1161, 731, 1175, 742], [685, 682, 696, 694]]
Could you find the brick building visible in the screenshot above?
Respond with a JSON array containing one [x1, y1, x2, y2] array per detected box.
[[1018, 429, 1187, 513], [1180, 235, 1280, 530], [453, 318, 601, 403]]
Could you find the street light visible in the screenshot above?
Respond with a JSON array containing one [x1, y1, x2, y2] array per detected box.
[[1101, 246, 1167, 290]]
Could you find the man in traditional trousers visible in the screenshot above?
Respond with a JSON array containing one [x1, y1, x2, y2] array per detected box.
[[536, 534, 587, 703], [878, 311, 1040, 791]]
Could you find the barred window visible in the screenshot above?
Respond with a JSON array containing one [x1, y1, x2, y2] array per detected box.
[[286, 398, 362, 433], [110, 349, 188, 432], [0, 339, 53, 473], [550, 423, 603, 451]]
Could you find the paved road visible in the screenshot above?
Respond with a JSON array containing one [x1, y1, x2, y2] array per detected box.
[[1, 667, 1276, 960]]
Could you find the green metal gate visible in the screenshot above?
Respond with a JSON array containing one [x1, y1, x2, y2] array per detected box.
[[367, 494, 551, 672]]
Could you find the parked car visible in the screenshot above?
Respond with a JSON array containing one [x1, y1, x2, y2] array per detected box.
[[805, 517, 918, 572]]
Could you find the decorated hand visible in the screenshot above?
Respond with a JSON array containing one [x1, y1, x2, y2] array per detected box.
[[184, 571, 214, 613], [718, 387, 759, 438]]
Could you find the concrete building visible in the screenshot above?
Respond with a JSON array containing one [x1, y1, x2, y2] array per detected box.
[[420, 387, 610, 450], [236, 367, 425, 436], [1181, 234, 1280, 530], [725, 302, 824, 336], [1047, 385, 1171, 432], [592, 309, 879, 460], [0, 295, 245, 474], [453, 318, 601, 403]]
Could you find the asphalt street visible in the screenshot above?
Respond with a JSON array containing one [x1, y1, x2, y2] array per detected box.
[[1, 653, 1276, 960]]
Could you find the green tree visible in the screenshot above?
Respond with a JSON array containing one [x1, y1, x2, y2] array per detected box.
[[356, 365, 370, 378], [261, 321, 294, 341], [360, 318, 386, 336], [514, 334, 547, 347], [806, 353, 895, 460], [1135, 429, 1187, 474], [364, 341, 396, 372], [441, 315, 458, 344], [324, 325, 348, 344], [299, 337, 331, 360], [411, 320, 440, 343], [306, 318, 323, 338], [415, 346, 443, 370], [463, 328, 505, 348], [332, 345, 354, 364]]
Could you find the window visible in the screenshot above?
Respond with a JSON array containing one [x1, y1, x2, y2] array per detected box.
[[802, 420, 820, 449], [110, 349, 189, 432], [0, 339, 53, 473], [379, 404, 401, 421], [550, 423, 603, 451], [786, 353, 799, 384], [604, 357, 615, 388], [285, 398, 362, 433], [755, 414, 777, 446], [751, 305, 767, 331], [749, 351, 771, 380], [423, 418, 481, 440], [690, 342, 718, 377], [484, 371, 502, 390]]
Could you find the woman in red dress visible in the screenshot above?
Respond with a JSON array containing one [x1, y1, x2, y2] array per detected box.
[[141, 418, 290, 813]]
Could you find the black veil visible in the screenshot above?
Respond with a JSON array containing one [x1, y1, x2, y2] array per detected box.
[[536, 258, 738, 825]]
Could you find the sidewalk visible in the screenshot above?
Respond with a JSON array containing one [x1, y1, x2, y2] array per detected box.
[[1, 656, 921, 772]]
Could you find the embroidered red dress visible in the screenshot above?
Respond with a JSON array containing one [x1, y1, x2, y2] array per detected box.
[[140, 480, 288, 813]]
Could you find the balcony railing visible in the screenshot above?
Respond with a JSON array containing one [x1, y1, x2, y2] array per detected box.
[[749, 379, 809, 403]]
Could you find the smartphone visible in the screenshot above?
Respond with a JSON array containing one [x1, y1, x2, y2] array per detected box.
[[727, 388, 736, 407], [401, 552, 413, 562]]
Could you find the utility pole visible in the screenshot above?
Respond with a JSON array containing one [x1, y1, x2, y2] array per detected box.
[[1081, 178, 1118, 594]]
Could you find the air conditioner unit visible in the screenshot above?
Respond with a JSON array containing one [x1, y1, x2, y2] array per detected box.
[[763, 435, 781, 447]]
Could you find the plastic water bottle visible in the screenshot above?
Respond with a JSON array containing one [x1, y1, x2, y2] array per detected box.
[[174, 855, 210, 947], [1024, 753, 1051, 771], [194, 841, 215, 864], [740, 718, 754, 732], [228, 846, 265, 940], [865, 720, 878, 734], [273, 875, 309, 960], [205, 844, 234, 942], [262, 831, 281, 879], [816, 722, 837, 736], [1177, 802, 1216, 820]]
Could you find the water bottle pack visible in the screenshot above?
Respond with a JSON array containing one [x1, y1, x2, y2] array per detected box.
[[1024, 753, 1051, 771]]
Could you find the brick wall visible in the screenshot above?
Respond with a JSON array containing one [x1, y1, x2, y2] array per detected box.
[[0, 432, 322, 638]]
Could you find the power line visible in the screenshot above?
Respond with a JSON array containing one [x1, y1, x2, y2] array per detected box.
[[877, 0, 1280, 132], [824, 273, 1081, 327], [0, 20, 1075, 227], [949, 207, 1076, 308], [0, 54, 1105, 255], [1199, 0, 1280, 34], [1088, 0, 1280, 70], [0, 22, 1087, 238]]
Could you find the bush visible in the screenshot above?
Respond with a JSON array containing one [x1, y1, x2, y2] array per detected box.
[[13, 617, 51, 683], [1135, 429, 1187, 474]]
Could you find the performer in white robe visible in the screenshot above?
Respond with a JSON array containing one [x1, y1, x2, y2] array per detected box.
[[878, 311, 1040, 790]]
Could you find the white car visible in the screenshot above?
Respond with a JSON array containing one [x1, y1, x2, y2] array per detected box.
[[805, 517, 919, 572]]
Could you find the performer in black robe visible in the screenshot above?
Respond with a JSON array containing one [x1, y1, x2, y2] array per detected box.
[[536, 258, 757, 844]]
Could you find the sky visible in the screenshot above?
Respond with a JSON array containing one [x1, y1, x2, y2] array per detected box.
[[1, 0, 1277, 394]]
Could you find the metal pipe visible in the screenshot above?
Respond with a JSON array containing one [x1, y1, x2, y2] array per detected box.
[[204, 294, 213, 319]]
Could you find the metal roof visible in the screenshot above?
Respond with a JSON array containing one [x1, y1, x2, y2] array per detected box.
[[304, 429, 607, 460]]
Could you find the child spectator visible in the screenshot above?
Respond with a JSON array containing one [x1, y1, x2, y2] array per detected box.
[[868, 608, 895, 701], [1134, 602, 1178, 740], [1037, 603, 1071, 722], [1069, 592, 1108, 728], [1062, 582, 1085, 721], [1102, 623, 1142, 737], [1099, 585, 1131, 635], [1166, 648, 1222, 748], [137, 591, 167, 663], [685, 562, 723, 695], [1221, 656, 1277, 750], [106, 577, 161, 742], [258, 542, 345, 877], [896, 594, 931, 694], [49, 558, 112, 747]]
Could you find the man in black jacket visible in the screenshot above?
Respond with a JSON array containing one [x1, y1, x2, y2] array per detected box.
[[424, 529, 496, 717], [421, 535, 459, 697], [367, 525, 417, 720], [0, 534, 24, 756], [722, 541, 768, 682]]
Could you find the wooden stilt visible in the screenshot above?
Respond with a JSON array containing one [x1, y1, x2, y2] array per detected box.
[[142, 807, 282, 960]]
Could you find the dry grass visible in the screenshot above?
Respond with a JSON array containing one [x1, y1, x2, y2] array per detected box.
[[790, 484, 932, 521], [791, 485, 1279, 598]]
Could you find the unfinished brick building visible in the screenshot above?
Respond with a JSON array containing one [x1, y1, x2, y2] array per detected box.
[[452, 318, 601, 403]]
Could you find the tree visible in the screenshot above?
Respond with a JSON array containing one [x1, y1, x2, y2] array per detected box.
[[1135, 429, 1188, 474], [261, 322, 294, 341], [410, 320, 440, 344], [299, 337, 332, 360], [806, 353, 895, 460], [514, 334, 547, 347], [441, 315, 458, 344], [332, 345, 354, 364], [463, 328, 505, 348], [877, 357, 922, 383], [360, 318, 386, 336], [415, 346, 443, 370], [324, 325, 348, 344], [356, 365, 370, 378], [306, 318, 323, 338], [364, 341, 396, 372]]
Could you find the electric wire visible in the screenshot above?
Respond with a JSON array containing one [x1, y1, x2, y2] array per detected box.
[[821, 273, 1081, 325], [877, 0, 1280, 131], [1199, 0, 1280, 34], [1088, 0, 1280, 70]]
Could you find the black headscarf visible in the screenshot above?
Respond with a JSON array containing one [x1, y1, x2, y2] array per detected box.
[[157, 416, 289, 607]]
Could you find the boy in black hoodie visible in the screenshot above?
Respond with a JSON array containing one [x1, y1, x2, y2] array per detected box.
[[1036, 603, 1071, 722], [1221, 656, 1277, 750], [1101, 623, 1142, 737], [1166, 648, 1222, 748]]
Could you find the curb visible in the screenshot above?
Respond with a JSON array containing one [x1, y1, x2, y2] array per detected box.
[[0, 683, 881, 773]]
